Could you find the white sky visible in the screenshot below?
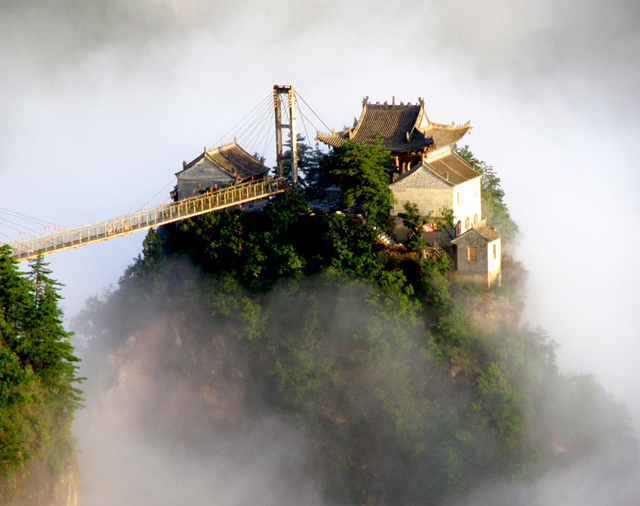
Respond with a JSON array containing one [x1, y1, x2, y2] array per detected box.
[[2, 0, 640, 424]]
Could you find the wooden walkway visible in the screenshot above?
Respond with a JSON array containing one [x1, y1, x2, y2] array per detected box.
[[9, 178, 287, 262]]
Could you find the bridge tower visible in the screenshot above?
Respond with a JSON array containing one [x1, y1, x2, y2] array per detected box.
[[274, 85, 298, 186]]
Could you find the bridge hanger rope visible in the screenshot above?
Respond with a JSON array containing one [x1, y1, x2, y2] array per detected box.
[[211, 93, 273, 150], [135, 179, 176, 213], [0, 206, 67, 243], [131, 93, 277, 217], [295, 91, 332, 133]]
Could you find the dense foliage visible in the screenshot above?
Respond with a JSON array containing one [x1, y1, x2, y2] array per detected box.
[[75, 142, 636, 504], [319, 139, 396, 229], [0, 247, 82, 485]]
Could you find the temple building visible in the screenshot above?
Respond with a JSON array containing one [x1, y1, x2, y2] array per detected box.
[[316, 97, 472, 174], [389, 151, 482, 240], [316, 97, 482, 237], [317, 96, 501, 286], [175, 140, 269, 201]]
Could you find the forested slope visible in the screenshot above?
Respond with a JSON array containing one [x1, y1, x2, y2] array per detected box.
[[73, 142, 638, 504], [0, 248, 82, 504]]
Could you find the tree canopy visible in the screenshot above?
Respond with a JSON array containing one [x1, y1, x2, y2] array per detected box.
[[0, 246, 82, 484], [75, 175, 636, 503], [319, 139, 396, 229]]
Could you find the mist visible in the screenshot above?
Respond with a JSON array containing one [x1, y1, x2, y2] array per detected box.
[[73, 259, 325, 505], [72, 252, 639, 504], [2, 0, 640, 503]]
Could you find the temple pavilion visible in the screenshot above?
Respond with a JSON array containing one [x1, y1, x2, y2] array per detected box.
[[316, 96, 501, 286], [316, 97, 472, 174]]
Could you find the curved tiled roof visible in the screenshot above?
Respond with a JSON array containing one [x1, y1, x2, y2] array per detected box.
[[176, 141, 268, 181], [451, 224, 502, 244], [424, 122, 472, 150], [316, 99, 471, 153], [424, 151, 481, 185], [390, 151, 480, 190], [390, 162, 453, 190]]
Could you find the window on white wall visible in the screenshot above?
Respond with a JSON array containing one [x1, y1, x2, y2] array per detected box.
[[456, 192, 460, 204], [492, 244, 497, 259]]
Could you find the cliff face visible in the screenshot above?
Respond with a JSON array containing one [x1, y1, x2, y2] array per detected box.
[[0, 457, 79, 506], [456, 291, 522, 334], [70, 204, 637, 504], [75, 305, 325, 505], [73, 259, 530, 505], [94, 315, 250, 440], [454, 256, 526, 334]]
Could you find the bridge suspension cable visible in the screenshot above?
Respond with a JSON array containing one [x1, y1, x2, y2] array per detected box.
[[295, 91, 332, 133], [4, 86, 330, 260], [210, 93, 275, 160], [0, 206, 66, 244]]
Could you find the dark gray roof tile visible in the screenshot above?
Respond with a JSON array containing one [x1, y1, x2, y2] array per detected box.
[[176, 141, 268, 181], [316, 100, 471, 153]]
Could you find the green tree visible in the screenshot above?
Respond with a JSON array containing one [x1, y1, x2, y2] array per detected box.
[[398, 202, 426, 253], [281, 134, 326, 190], [24, 256, 82, 400], [0, 246, 31, 352], [0, 248, 82, 480], [320, 140, 396, 229]]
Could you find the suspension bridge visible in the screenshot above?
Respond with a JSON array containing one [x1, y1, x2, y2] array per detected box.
[[8, 178, 288, 262], [2, 85, 332, 263]]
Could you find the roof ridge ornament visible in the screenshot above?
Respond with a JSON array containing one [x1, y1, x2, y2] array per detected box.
[[362, 96, 369, 107]]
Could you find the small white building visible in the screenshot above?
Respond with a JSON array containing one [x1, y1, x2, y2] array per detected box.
[[450, 225, 502, 287], [389, 147, 482, 241]]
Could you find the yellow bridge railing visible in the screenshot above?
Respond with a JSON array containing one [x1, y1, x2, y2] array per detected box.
[[9, 177, 288, 262]]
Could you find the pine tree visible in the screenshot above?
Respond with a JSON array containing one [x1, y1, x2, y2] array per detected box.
[[24, 255, 82, 405], [0, 249, 83, 477], [320, 139, 396, 229], [0, 246, 32, 353]]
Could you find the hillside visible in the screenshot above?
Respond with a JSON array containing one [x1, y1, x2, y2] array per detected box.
[[0, 252, 82, 504], [72, 142, 637, 504]]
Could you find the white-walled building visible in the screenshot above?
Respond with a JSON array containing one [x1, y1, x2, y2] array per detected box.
[[316, 97, 482, 240], [389, 147, 482, 240], [317, 95, 502, 287]]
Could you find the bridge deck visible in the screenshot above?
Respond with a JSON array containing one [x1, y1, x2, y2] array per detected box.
[[9, 178, 287, 261]]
